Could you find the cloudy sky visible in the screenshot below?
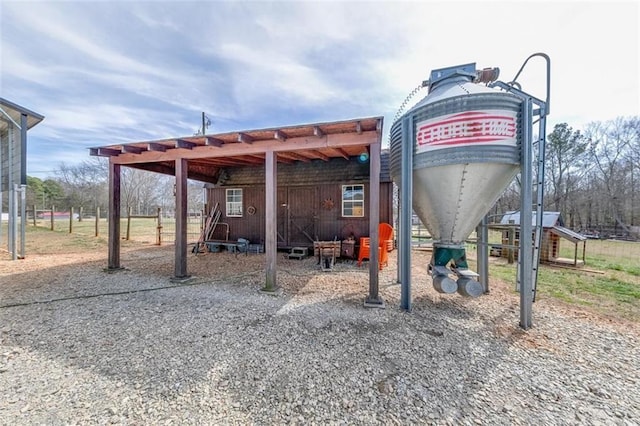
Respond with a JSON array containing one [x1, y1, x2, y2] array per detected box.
[[1, 1, 638, 179]]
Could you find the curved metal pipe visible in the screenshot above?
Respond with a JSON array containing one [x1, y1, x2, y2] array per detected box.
[[509, 52, 551, 115]]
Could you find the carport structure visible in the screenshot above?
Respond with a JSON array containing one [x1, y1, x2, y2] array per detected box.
[[90, 116, 385, 306], [0, 98, 44, 260]]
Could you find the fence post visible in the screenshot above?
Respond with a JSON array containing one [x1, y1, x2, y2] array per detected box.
[[69, 207, 74, 233], [51, 205, 55, 231], [126, 206, 132, 240], [32, 205, 37, 226], [156, 207, 162, 245], [95, 207, 100, 237]]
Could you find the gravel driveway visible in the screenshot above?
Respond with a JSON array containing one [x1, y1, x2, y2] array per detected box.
[[1, 246, 638, 425]]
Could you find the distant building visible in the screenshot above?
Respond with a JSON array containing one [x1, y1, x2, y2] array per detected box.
[[491, 211, 588, 267]]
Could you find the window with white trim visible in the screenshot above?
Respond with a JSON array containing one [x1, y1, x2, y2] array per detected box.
[[342, 184, 364, 217], [226, 188, 243, 217]]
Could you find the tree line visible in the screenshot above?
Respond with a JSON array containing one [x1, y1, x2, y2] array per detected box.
[[494, 116, 639, 239], [26, 158, 204, 218], [24, 116, 639, 238]]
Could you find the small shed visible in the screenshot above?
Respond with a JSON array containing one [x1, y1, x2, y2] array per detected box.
[[492, 211, 587, 267]]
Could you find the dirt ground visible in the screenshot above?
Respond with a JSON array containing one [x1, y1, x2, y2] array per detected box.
[[1, 227, 637, 337]]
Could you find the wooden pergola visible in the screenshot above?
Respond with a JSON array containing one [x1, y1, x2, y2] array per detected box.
[[90, 116, 385, 306]]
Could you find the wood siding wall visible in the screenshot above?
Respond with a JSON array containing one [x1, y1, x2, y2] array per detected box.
[[206, 182, 393, 249]]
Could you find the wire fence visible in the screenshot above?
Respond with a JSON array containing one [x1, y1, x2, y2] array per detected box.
[[25, 206, 205, 246], [6, 206, 638, 269]]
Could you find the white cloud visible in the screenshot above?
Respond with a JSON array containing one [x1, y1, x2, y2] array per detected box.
[[1, 0, 637, 178]]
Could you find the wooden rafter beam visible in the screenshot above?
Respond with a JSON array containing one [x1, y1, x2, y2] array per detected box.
[[333, 147, 350, 160], [111, 131, 379, 165], [275, 155, 294, 164], [274, 130, 288, 142], [205, 137, 224, 147], [176, 139, 196, 150], [313, 126, 324, 138], [148, 143, 167, 152], [122, 145, 144, 155], [90, 147, 121, 157], [241, 155, 267, 165], [313, 151, 330, 161], [128, 162, 218, 184], [278, 151, 311, 162], [238, 132, 254, 144]]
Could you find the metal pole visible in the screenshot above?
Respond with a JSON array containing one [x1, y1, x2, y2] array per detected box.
[[0, 129, 3, 250], [477, 214, 489, 293], [8, 125, 14, 258], [519, 97, 534, 330], [400, 116, 413, 311], [396, 184, 402, 284], [20, 184, 26, 258], [11, 184, 18, 260], [20, 114, 27, 185]]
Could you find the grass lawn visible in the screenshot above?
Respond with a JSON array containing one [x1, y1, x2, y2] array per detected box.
[[471, 231, 640, 322]]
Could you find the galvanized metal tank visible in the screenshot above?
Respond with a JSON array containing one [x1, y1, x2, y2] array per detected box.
[[390, 63, 523, 296]]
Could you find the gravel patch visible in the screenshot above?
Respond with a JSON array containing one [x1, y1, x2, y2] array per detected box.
[[1, 246, 638, 425]]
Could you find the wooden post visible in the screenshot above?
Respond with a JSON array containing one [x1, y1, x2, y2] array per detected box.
[[264, 150, 277, 291], [126, 206, 132, 240], [365, 142, 382, 306], [95, 206, 100, 237], [32, 205, 36, 226], [156, 207, 162, 245], [69, 207, 74, 233], [108, 162, 121, 270], [50, 205, 55, 231], [174, 158, 189, 279]]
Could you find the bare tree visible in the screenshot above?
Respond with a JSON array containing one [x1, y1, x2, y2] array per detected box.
[[55, 157, 108, 214], [585, 117, 635, 235], [120, 168, 170, 215], [545, 123, 588, 227]]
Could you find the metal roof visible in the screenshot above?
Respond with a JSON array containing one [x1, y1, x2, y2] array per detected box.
[[550, 226, 587, 243], [0, 97, 44, 132], [90, 116, 384, 184], [499, 211, 563, 228]]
